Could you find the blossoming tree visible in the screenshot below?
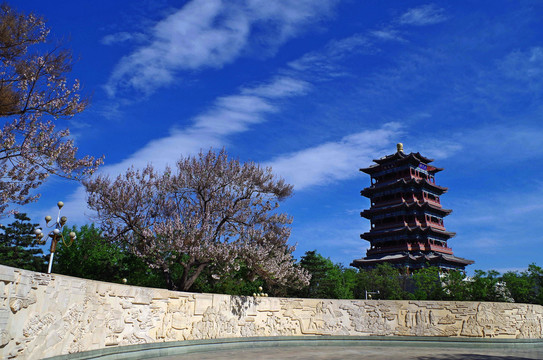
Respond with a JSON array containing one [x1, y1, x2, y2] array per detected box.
[[84, 149, 310, 291], [0, 4, 102, 215]]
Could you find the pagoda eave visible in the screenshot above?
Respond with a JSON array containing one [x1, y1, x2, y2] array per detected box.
[[373, 152, 434, 166], [351, 251, 474, 269], [361, 226, 456, 240], [361, 202, 453, 219], [361, 178, 448, 196]]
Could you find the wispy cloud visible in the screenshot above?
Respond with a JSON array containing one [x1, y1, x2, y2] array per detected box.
[[105, 0, 338, 97], [287, 33, 372, 80], [242, 77, 311, 98], [371, 28, 405, 42], [398, 4, 448, 26], [105, 76, 310, 174], [499, 46, 543, 83], [267, 122, 403, 190], [266, 119, 538, 192], [448, 124, 543, 165], [286, 4, 447, 80], [58, 76, 310, 224], [415, 139, 462, 160], [101, 31, 147, 45]]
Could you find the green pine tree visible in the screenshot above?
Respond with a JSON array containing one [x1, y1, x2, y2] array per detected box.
[[0, 213, 47, 272]]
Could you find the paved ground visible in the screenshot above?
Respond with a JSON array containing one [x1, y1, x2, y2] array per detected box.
[[154, 344, 543, 360]]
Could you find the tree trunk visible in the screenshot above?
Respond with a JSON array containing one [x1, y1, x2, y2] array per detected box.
[[180, 262, 209, 291], [163, 269, 177, 291]]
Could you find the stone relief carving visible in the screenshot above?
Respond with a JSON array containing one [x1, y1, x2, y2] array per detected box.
[[0, 265, 542, 360]]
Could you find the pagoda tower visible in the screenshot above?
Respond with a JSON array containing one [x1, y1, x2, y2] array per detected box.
[[351, 143, 473, 271]]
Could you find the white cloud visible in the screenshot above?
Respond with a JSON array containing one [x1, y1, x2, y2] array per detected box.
[[287, 33, 371, 80], [398, 4, 447, 26], [105, 0, 337, 97], [449, 124, 543, 164], [500, 47, 543, 82], [105, 76, 308, 174], [59, 76, 310, 224], [415, 139, 462, 160], [371, 29, 405, 42], [101, 32, 147, 45], [267, 123, 403, 190], [242, 77, 311, 98]]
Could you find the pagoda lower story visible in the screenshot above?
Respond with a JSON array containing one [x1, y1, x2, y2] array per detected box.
[[350, 143, 474, 272]]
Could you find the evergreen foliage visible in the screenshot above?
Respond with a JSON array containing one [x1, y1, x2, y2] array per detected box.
[[54, 224, 165, 288], [0, 213, 46, 271], [356, 262, 406, 300], [291, 250, 357, 299]]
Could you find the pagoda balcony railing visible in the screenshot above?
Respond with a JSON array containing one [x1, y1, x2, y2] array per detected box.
[[371, 222, 405, 231], [372, 197, 442, 209], [429, 244, 453, 254], [426, 221, 445, 230], [425, 197, 441, 205], [371, 220, 445, 231], [368, 243, 453, 255], [368, 244, 428, 254], [372, 198, 404, 208], [372, 175, 412, 187], [374, 174, 438, 187], [407, 220, 445, 230]]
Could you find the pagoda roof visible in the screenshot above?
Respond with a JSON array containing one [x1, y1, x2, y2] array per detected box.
[[361, 178, 448, 197], [361, 151, 443, 175], [361, 201, 452, 219], [375, 151, 433, 165], [361, 225, 456, 240], [350, 251, 474, 267]]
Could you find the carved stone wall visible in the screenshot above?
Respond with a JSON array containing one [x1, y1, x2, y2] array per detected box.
[[1, 265, 542, 359]]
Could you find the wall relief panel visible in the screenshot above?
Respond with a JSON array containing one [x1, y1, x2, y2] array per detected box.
[[0, 265, 541, 359]]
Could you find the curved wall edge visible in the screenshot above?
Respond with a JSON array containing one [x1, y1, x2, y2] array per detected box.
[[0, 265, 541, 359]]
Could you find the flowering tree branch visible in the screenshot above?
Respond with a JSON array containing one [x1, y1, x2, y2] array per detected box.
[[0, 4, 103, 215], [84, 149, 310, 291]]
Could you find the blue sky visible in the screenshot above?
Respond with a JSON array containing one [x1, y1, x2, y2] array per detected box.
[[12, 0, 543, 273]]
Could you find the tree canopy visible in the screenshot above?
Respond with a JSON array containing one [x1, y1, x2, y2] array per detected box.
[[54, 224, 165, 287], [292, 250, 357, 299], [84, 149, 310, 291], [0, 212, 46, 271], [0, 3, 102, 216]]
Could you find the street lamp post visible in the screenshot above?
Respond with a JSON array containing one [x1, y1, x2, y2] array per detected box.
[[33, 201, 76, 274]]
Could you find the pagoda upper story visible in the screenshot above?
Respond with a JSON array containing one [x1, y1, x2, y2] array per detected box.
[[351, 143, 474, 271]]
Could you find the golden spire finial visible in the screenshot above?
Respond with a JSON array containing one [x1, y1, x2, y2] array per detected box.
[[397, 143, 404, 153]]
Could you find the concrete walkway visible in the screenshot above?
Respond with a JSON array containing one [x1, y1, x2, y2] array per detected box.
[[156, 344, 543, 360], [44, 337, 543, 360]]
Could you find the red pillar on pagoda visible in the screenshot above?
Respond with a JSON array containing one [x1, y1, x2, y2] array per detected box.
[[351, 143, 474, 271]]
